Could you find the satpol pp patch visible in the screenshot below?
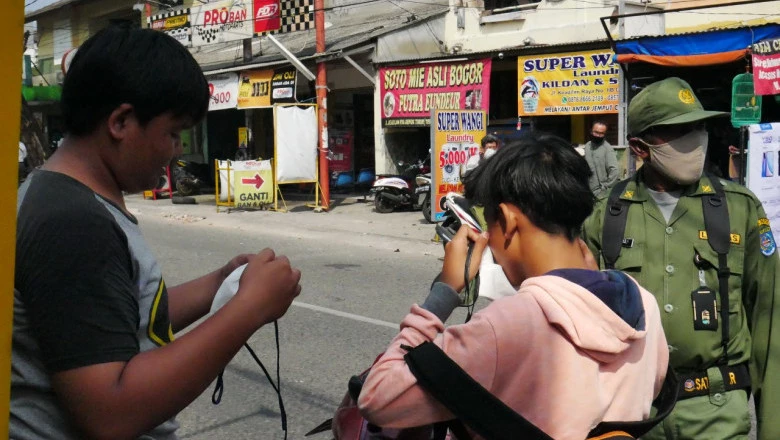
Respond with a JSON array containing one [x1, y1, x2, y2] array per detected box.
[[758, 218, 776, 256]]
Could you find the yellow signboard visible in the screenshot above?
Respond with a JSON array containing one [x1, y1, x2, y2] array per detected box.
[[517, 50, 619, 116], [430, 109, 486, 222], [237, 69, 273, 108], [234, 166, 274, 208]]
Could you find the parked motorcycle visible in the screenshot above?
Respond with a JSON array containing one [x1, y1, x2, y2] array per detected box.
[[371, 158, 431, 215], [415, 173, 432, 223], [171, 159, 204, 196]]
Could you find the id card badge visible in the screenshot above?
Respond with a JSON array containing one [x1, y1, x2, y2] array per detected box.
[[691, 286, 718, 331]]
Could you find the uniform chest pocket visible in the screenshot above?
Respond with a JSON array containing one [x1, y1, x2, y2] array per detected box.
[[693, 243, 744, 314], [610, 243, 644, 273]]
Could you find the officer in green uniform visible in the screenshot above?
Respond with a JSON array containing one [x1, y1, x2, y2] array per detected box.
[[582, 77, 780, 440]]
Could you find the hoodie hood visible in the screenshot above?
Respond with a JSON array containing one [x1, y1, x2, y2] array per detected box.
[[520, 270, 648, 363]]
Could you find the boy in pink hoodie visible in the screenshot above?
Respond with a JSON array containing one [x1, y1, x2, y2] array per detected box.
[[358, 132, 669, 439]]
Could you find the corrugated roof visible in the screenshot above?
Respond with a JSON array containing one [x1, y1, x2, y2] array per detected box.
[[194, 5, 449, 73]]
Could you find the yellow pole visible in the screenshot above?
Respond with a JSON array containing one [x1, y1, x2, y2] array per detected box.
[[571, 115, 586, 145], [2, 1, 24, 436]]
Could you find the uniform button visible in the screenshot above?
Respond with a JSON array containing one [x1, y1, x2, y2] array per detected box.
[[664, 304, 674, 313], [665, 226, 674, 235], [666, 265, 675, 274], [714, 393, 722, 401]]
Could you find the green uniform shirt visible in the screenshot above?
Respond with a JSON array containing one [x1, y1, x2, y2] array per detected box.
[[582, 172, 780, 440]]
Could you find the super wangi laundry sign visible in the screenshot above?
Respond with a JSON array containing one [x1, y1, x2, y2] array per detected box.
[[379, 59, 492, 127], [517, 50, 619, 116]]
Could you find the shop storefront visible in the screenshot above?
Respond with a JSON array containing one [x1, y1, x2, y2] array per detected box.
[[376, 58, 493, 174]]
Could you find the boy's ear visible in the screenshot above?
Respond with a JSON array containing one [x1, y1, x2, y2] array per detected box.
[[107, 104, 136, 141], [497, 203, 518, 240]]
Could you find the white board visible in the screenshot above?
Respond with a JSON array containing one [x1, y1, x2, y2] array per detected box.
[[275, 106, 317, 183], [747, 122, 780, 240]]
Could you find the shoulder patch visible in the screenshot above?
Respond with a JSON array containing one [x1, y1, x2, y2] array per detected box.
[[758, 219, 776, 256]]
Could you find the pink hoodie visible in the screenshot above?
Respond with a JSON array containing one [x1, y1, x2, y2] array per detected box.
[[358, 274, 668, 440]]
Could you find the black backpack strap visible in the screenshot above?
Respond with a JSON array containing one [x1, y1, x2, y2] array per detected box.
[[601, 178, 632, 270], [701, 174, 731, 362], [404, 341, 553, 440], [405, 342, 679, 440], [587, 364, 679, 439]]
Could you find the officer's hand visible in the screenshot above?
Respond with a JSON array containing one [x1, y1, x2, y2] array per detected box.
[[237, 249, 302, 326], [440, 226, 489, 292], [577, 238, 599, 271]]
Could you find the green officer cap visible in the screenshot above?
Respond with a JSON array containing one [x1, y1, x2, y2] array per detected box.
[[628, 77, 727, 136]]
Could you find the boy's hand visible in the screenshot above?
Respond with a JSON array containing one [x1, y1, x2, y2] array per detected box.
[[440, 226, 489, 292], [220, 253, 253, 280], [237, 249, 302, 326]]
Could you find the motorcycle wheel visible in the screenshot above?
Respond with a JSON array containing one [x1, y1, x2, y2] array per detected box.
[[374, 194, 395, 213], [421, 196, 432, 224], [176, 179, 198, 196]]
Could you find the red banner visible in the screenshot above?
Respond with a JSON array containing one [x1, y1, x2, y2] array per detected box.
[[254, 0, 281, 34], [328, 130, 354, 173], [379, 59, 492, 127], [752, 37, 780, 96]]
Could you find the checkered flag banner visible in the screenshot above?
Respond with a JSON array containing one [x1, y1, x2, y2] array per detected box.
[[256, 0, 314, 36], [148, 8, 192, 47]]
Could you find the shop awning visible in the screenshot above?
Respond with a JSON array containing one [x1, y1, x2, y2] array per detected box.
[[615, 23, 780, 66]]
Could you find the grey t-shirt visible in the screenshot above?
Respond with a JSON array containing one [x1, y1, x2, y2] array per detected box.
[[12, 171, 178, 439], [647, 188, 683, 224]]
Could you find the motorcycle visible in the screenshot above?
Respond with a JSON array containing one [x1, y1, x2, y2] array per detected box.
[[370, 159, 430, 215], [415, 173, 432, 223], [171, 159, 206, 196]]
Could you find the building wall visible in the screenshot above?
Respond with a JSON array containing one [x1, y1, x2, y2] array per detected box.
[[31, 0, 141, 86], [664, 0, 780, 33]]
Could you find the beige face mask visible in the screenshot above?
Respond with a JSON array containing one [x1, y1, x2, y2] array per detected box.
[[640, 129, 709, 185]]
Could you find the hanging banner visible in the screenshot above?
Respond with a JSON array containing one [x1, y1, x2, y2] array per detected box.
[[752, 37, 780, 96], [430, 109, 486, 222], [191, 0, 253, 47], [254, 0, 282, 34], [238, 69, 273, 108], [148, 8, 192, 47], [747, 123, 780, 243], [255, 0, 314, 36], [517, 50, 619, 116], [379, 59, 492, 127], [328, 129, 354, 173], [207, 73, 239, 111], [271, 67, 297, 103]]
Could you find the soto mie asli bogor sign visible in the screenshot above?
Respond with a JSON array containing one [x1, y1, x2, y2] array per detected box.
[[379, 59, 492, 127], [517, 50, 619, 116]]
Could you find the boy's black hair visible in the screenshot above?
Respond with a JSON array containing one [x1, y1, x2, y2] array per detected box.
[[481, 134, 499, 147], [463, 131, 595, 241], [62, 25, 209, 136]]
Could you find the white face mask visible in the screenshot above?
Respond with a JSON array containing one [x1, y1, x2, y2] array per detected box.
[[640, 129, 708, 185], [478, 247, 518, 301], [483, 148, 497, 159]]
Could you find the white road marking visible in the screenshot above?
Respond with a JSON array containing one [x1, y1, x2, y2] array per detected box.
[[292, 300, 399, 329]]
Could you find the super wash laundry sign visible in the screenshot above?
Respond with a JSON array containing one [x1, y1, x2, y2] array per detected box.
[[517, 50, 619, 116]]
